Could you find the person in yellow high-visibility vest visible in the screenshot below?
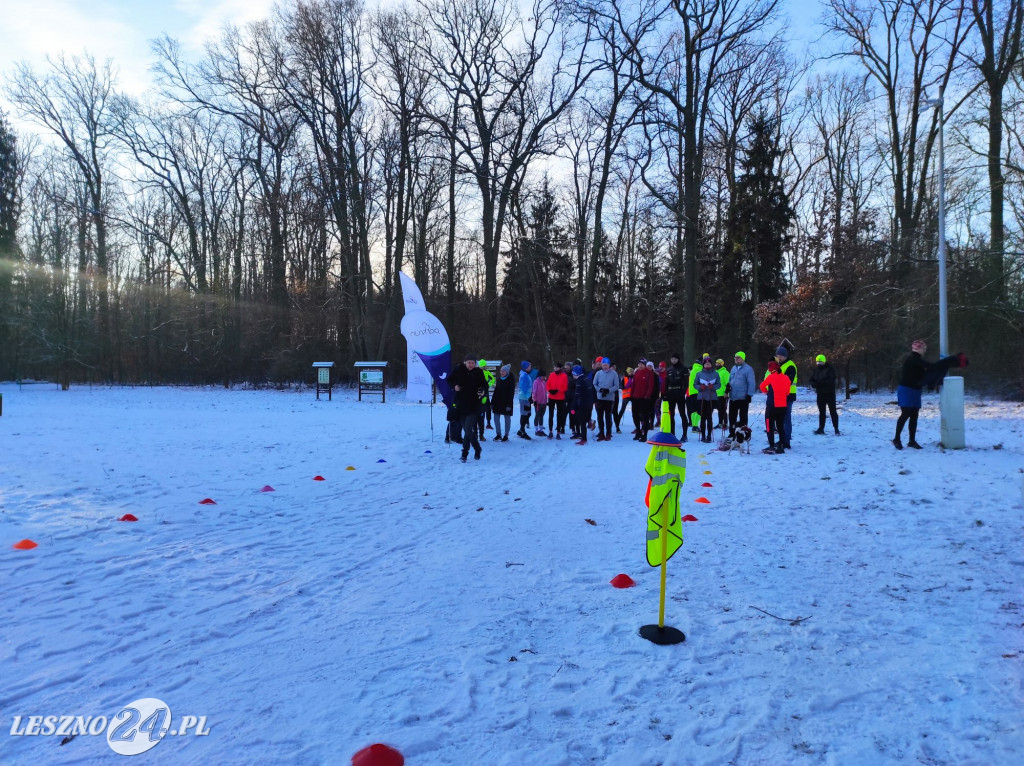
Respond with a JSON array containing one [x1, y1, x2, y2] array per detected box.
[[774, 345, 798, 449]]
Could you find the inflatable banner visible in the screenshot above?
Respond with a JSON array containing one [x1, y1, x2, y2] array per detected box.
[[400, 309, 453, 407], [399, 273, 437, 402]]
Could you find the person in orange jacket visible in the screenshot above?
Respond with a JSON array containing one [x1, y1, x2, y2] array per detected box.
[[545, 362, 569, 439], [759, 361, 790, 454]]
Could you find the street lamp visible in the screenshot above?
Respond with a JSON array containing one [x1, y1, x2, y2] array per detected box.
[[922, 89, 964, 449], [921, 90, 948, 357]]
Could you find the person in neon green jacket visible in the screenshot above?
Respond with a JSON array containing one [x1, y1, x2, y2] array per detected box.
[[686, 358, 704, 431], [714, 358, 730, 429], [478, 359, 495, 438]]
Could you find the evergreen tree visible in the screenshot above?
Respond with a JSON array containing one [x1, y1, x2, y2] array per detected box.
[[0, 110, 20, 378], [719, 113, 795, 350], [501, 179, 574, 358]]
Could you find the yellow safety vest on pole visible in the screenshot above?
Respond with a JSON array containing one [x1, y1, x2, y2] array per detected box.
[[640, 401, 689, 645]]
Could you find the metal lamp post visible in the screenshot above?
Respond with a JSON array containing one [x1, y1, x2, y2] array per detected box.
[[922, 89, 964, 448]]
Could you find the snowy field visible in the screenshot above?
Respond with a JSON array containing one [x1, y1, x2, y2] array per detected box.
[[1, 382, 1022, 766]]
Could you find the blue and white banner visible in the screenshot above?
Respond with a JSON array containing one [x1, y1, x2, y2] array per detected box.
[[399, 273, 436, 402], [399, 301, 453, 407]]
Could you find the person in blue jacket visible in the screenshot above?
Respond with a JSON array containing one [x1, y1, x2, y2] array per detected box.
[[516, 361, 534, 440]]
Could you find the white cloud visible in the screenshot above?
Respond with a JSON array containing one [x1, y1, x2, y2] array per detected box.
[[173, 0, 279, 52], [0, 0, 156, 94]]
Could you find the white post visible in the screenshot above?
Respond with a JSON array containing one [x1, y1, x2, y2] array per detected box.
[[940, 376, 965, 449]]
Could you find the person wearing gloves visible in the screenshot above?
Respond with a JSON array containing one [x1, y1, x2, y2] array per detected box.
[[593, 357, 620, 441], [727, 351, 756, 436], [490, 364, 516, 441], [694, 357, 721, 443], [714, 358, 730, 428], [531, 369, 549, 437], [809, 354, 840, 435], [630, 359, 656, 441], [760, 360, 790, 454], [516, 361, 534, 440], [774, 345, 798, 449], [893, 340, 968, 449], [569, 364, 596, 445], [661, 353, 689, 440], [546, 362, 569, 439], [449, 355, 489, 462]]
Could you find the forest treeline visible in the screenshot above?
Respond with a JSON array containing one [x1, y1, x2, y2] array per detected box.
[[0, 0, 1021, 396]]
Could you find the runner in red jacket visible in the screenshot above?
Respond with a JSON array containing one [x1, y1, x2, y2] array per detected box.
[[631, 362, 657, 442]]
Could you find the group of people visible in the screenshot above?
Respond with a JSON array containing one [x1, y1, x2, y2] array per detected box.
[[443, 340, 967, 462]]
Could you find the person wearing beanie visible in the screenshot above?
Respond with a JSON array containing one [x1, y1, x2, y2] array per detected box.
[[593, 357, 620, 441], [516, 361, 534, 439], [773, 344, 798, 449], [686, 357, 703, 433], [760, 360, 790, 454], [546, 362, 569, 439], [531, 369, 549, 436], [728, 351, 756, 437], [714, 358, 730, 429], [630, 359, 657, 441], [893, 340, 969, 449], [694, 357, 721, 443], [809, 353, 840, 435], [490, 364, 516, 441], [616, 365, 634, 434], [562, 361, 578, 436], [569, 364, 596, 444], [449, 355, 488, 461], [662, 352, 689, 441]]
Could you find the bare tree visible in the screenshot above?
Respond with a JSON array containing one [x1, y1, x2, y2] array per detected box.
[[606, 0, 784, 363], [415, 0, 598, 337], [7, 54, 119, 370], [966, 0, 1024, 299], [824, 0, 974, 274]]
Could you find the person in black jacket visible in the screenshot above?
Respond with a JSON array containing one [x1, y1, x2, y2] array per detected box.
[[490, 364, 516, 442], [809, 354, 840, 435], [893, 340, 968, 449], [570, 365, 596, 444], [450, 355, 489, 461], [662, 353, 689, 441]]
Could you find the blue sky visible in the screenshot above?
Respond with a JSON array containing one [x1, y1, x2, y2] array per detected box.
[[0, 0, 831, 121], [0, 0, 278, 93]]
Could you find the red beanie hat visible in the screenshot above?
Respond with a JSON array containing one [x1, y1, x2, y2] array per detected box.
[[768, 361, 781, 373]]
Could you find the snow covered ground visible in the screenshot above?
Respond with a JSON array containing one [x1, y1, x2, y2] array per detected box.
[[1, 382, 1022, 765]]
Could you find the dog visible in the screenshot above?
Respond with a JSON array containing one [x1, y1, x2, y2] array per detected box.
[[725, 425, 753, 455]]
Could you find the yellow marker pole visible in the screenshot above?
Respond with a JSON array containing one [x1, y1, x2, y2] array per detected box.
[[658, 496, 669, 628], [640, 402, 686, 645]]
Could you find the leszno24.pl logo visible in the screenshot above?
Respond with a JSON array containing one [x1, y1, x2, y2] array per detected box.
[[10, 698, 210, 755]]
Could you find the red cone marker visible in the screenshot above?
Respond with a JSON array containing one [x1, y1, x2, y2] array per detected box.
[[118, 514, 138, 522], [352, 743, 404, 766], [610, 574, 636, 588]]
